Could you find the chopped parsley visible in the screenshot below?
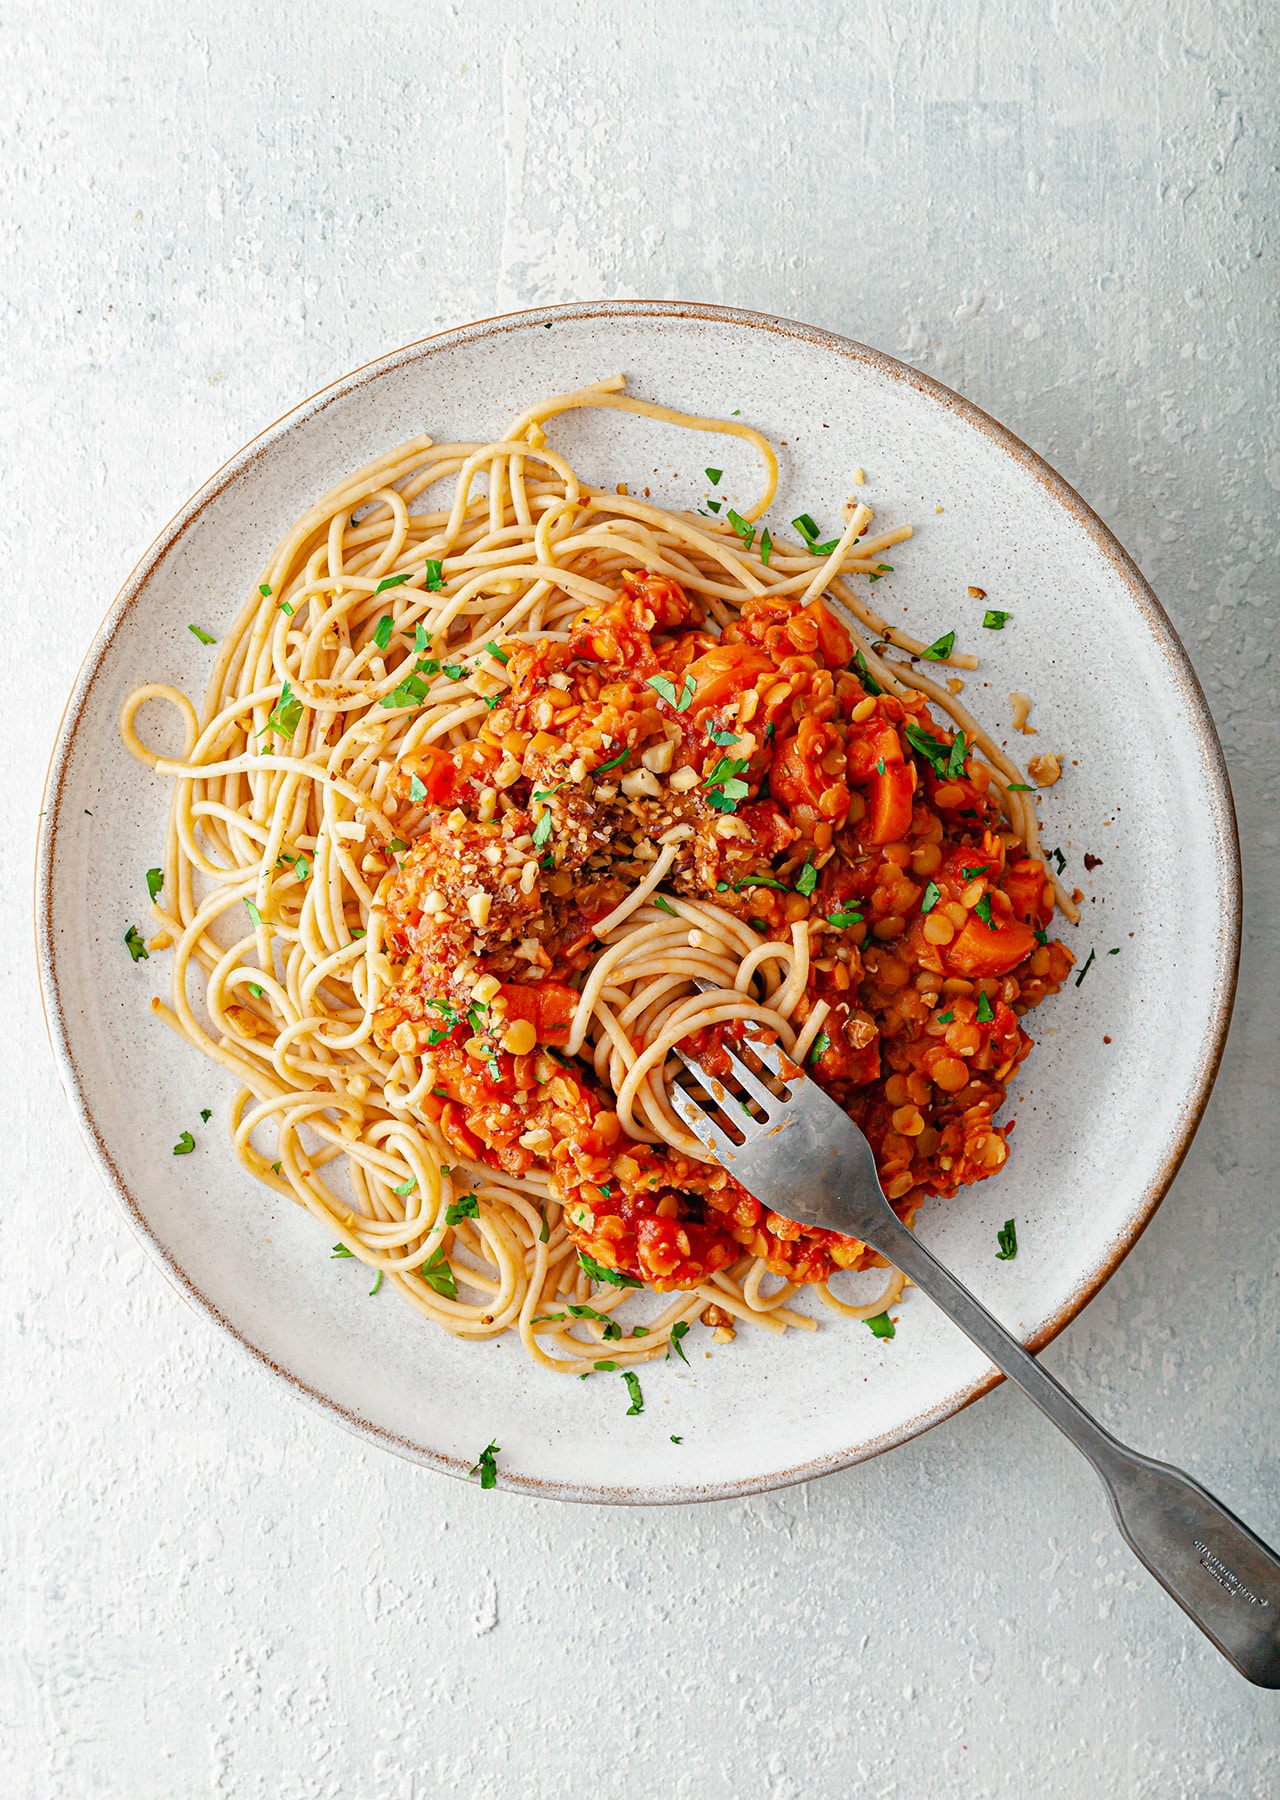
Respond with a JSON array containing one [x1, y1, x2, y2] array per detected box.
[[1108, 947, 1121, 956], [976, 991, 995, 1024], [705, 467, 722, 484], [408, 772, 427, 804], [760, 527, 773, 567], [864, 1311, 895, 1339], [145, 867, 164, 902], [668, 1320, 691, 1365], [187, 624, 216, 645], [532, 811, 553, 849], [484, 640, 510, 664], [703, 755, 750, 808], [708, 728, 739, 746], [579, 1251, 643, 1289], [248, 983, 264, 1000], [446, 1193, 479, 1225], [704, 501, 722, 514], [259, 584, 272, 598], [199, 1109, 211, 1123], [380, 664, 435, 710], [1049, 846, 1067, 875], [852, 651, 882, 695], [419, 1244, 457, 1299], [621, 1370, 644, 1415], [442, 661, 467, 682], [735, 874, 788, 891], [983, 610, 1011, 630], [996, 1218, 1018, 1260], [538, 1210, 550, 1243], [1007, 782, 1032, 792], [423, 560, 445, 591], [393, 1176, 416, 1197], [647, 672, 696, 712], [726, 509, 755, 551], [244, 899, 262, 927], [792, 512, 819, 541], [373, 614, 394, 650], [827, 906, 865, 928], [369, 1270, 383, 1296], [263, 681, 304, 741], [468, 1439, 500, 1489], [904, 723, 952, 777], [331, 1243, 353, 1259], [594, 749, 630, 775], [124, 924, 148, 962], [935, 1008, 954, 1024], [1075, 948, 1097, 987], [921, 630, 955, 661], [809, 1030, 831, 1064], [172, 1131, 195, 1155], [670, 1435, 683, 1444], [651, 896, 677, 916], [973, 894, 996, 931], [920, 881, 941, 914], [375, 571, 412, 594], [794, 859, 818, 897], [1033, 928, 1049, 946], [868, 564, 894, 583], [276, 599, 295, 616]]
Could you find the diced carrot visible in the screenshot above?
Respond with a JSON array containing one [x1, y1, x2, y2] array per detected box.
[[865, 763, 915, 844], [683, 643, 775, 713], [944, 916, 1038, 978], [803, 598, 853, 669]]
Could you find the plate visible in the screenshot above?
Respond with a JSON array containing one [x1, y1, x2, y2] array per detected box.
[[36, 302, 1239, 1502]]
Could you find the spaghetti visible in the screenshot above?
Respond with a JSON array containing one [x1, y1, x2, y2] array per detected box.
[[121, 377, 1076, 1376]]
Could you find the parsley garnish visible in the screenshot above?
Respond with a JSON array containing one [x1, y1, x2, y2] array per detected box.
[[1075, 948, 1097, 987], [670, 1435, 683, 1444], [263, 681, 304, 741], [705, 467, 722, 484], [124, 924, 148, 962], [172, 1131, 195, 1155], [809, 1030, 831, 1064], [668, 1320, 691, 1365], [331, 1243, 353, 1259], [145, 867, 164, 902], [764, 720, 776, 745], [651, 895, 677, 916], [369, 1270, 383, 1296], [409, 772, 427, 804], [424, 559, 444, 590], [760, 527, 773, 566], [579, 1252, 643, 1289], [538, 1210, 551, 1243], [244, 899, 262, 927], [259, 584, 272, 598], [532, 811, 553, 848], [794, 859, 818, 897], [393, 1176, 416, 1197], [921, 631, 955, 661], [1049, 846, 1067, 874], [1033, 928, 1049, 946], [904, 723, 951, 777], [380, 664, 434, 710], [983, 610, 1011, 630], [936, 1008, 954, 1023], [704, 501, 722, 514], [792, 512, 819, 541], [419, 1244, 457, 1299], [920, 881, 941, 914], [248, 983, 264, 1000], [726, 509, 755, 551], [1007, 782, 1032, 792], [594, 749, 630, 775], [199, 1109, 211, 1123], [996, 1218, 1018, 1259], [864, 1312, 895, 1339], [484, 640, 510, 663], [188, 624, 216, 645], [1108, 946, 1121, 956], [868, 564, 893, 583], [708, 728, 739, 746], [827, 906, 864, 927], [276, 599, 294, 616], [973, 894, 996, 930], [703, 756, 750, 807], [468, 1439, 499, 1489], [976, 991, 995, 1024], [734, 875, 788, 891], [373, 614, 394, 650], [852, 651, 882, 695], [647, 673, 696, 712], [621, 1370, 644, 1415], [446, 1194, 479, 1225], [442, 661, 467, 681], [375, 571, 412, 594]]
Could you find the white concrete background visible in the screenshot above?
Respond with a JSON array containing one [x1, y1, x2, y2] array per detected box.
[[4, 2, 1278, 1794]]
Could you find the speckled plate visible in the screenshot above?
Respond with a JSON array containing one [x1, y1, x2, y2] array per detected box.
[[36, 302, 1239, 1503]]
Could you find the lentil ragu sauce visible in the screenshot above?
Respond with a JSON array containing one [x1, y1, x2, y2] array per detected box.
[[373, 571, 1074, 1293]]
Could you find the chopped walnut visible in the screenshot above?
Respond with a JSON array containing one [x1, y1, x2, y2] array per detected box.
[[1027, 752, 1062, 787]]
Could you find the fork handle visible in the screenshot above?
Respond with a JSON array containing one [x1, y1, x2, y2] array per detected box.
[[865, 1212, 1280, 1687]]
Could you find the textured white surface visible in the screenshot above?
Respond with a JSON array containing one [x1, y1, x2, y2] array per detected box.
[[4, 2, 1278, 1794]]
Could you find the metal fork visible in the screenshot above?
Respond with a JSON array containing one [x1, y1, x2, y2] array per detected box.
[[670, 1030, 1280, 1686]]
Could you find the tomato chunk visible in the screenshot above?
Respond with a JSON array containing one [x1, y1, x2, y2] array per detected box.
[[803, 598, 853, 670], [497, 981, 577, 1045], [683, 643, 775, 713]]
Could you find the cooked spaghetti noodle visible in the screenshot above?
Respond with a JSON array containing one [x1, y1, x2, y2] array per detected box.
[[121, 377, 1076, 1375]]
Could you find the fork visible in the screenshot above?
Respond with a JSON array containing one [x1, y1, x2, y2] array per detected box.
[[670, 1030, 1280, 1687]]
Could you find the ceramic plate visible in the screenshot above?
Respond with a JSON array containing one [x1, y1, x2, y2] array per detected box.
[[36, 302, 1239, 1503]]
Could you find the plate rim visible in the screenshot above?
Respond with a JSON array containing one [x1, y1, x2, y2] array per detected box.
[[34, 298, 1242, 1503]]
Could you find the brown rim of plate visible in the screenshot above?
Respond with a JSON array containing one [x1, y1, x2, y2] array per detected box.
[[34, 299, 1242, 1505]]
